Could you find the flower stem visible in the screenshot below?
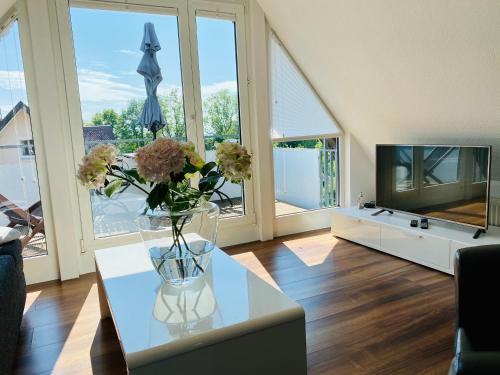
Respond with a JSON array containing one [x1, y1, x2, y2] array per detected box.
[[108, 170, 149, 195]]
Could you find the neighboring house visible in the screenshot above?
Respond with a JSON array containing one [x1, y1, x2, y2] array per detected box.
[[0, 103, 116, 217], [0, 101, 33, 166], [0, 101, 38, 224]]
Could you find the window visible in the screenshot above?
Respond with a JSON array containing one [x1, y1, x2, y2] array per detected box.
[[269, 31, 341, 216], [273, 138, 338, 215], [196, 16, 244, 218], [423, 146, 460, 187], [20, 139, 35, 156], [473, 147, 489, 183], [67, 1, 253, 241], [0, 20, 47, 257], [394, 146, 414, 192], [70, 6, 186, 238]]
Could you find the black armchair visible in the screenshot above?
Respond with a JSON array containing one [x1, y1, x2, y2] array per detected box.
[[449, 245, 500, 375], [0, 239, 26, 375]]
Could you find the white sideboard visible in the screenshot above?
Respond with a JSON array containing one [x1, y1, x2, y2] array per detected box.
[[331, 207, 500, 274]]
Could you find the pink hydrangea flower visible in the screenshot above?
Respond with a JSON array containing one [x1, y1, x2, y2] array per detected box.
[[136, 138, 186, 183]]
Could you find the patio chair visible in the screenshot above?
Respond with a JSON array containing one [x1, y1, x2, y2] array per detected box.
[[0, 193, 45, 248]]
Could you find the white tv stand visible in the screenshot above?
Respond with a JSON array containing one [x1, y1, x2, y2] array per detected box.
[[331, 207, 500, 275]]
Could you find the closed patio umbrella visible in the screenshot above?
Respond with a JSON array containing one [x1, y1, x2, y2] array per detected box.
[[137, 22, 165, 139]]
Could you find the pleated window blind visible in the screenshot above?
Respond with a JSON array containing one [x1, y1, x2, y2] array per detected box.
[[269, 31, 341, 141]]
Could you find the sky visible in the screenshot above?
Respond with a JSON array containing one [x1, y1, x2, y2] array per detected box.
[[0, 8, 238, 123]]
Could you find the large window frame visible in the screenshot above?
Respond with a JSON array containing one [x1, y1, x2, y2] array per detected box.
[[267, 27, 344, 236], [56, 0, 256, 257], [0, 6, 62, 284]]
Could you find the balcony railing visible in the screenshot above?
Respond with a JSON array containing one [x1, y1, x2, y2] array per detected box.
[[320, 148, 337, 208]]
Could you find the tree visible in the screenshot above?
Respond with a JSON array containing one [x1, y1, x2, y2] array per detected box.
[[86, 88, 240, 153], [203, 89, 239, 141], [159, 88, 186, 140], [90, 109, 121, 128], [273, 139, 334, 149], [116, 99, 147, 152]]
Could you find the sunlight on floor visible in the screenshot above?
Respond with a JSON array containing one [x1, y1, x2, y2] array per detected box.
[[23, 290, 41, 314], [283, 234, 339, 267], [232, 252, 281, 291], [52, 283, 101, 374]]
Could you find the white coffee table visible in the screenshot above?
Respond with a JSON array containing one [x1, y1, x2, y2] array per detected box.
[[94, 244, 307, 375]]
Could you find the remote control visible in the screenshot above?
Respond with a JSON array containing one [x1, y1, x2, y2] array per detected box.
[[410, 219, 418, 227], [420, 218, 429, 229]]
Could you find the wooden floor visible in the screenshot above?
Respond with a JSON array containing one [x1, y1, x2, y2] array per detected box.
[[14, 230, 455, 375]]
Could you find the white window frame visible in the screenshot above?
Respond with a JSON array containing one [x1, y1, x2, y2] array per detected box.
[[266, 24, 345, 237], [187, 0, 256, 228], [55, 0, 257, 272], [0, 4, 62, 284], [267, 27, 345, 236]]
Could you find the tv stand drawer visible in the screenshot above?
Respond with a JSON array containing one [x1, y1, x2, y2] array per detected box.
[[332, 213, 381, 249], [380, 226, 450, 269]]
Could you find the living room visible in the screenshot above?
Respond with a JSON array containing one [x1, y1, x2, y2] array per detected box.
[[0, 0, 499, 374]]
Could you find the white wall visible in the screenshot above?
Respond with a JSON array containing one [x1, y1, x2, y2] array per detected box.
[[344, 132, 375, 207], [273, 147, 321, 209]]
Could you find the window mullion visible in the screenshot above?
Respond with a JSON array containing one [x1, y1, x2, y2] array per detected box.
[[186, 2, 206, 159]]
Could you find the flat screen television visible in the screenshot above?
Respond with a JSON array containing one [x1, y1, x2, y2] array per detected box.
[[376, 144, 491, 230]]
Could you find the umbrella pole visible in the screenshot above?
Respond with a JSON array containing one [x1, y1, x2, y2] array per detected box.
[[152, 129, 157, 140]]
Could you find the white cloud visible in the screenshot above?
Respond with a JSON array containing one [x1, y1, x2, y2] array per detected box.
[[115, 49, 142, 58], [156, 80, 238, 101], [77, 69, 144, 103], [201, 80, 237, 98], [121, 70, 140, 76], [89, 62, 108, 70], [0, 70, 25, 90]]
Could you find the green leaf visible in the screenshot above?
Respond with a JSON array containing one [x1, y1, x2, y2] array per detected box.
[[104, 179, 122, 198], [147, 183, 169, 210], [183, 162, 198, 174], [201, 162, 216, 177], [199, 174, 221, 192], [206, 170, 220, 177]]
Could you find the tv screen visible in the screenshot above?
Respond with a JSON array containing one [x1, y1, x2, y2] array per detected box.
[[376, 145, 491, 229]]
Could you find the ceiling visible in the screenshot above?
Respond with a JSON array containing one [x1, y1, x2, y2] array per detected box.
[[0, 0, 15, 22], [257, 0, 500, 166]]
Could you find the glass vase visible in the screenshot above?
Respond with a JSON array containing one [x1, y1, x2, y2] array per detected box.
[[136, 201, 219, 286]]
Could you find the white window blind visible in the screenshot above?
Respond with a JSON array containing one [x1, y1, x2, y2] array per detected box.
[[269, 31, 341, 141]]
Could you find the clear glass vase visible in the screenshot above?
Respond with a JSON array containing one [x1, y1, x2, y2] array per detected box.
[[135, 201, 219, 286]]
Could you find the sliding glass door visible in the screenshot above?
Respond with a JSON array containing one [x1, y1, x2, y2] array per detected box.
[[60, 0, 254, 252], [70, 5, 187, 239]]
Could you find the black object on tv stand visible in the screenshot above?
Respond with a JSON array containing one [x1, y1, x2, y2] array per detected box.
[[473, 229, 486, 239], [371, 209, 394, 216]]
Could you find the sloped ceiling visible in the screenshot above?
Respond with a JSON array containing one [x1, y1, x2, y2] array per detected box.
[[0, 0, 15, 21], [257, 0, 500, 172]]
